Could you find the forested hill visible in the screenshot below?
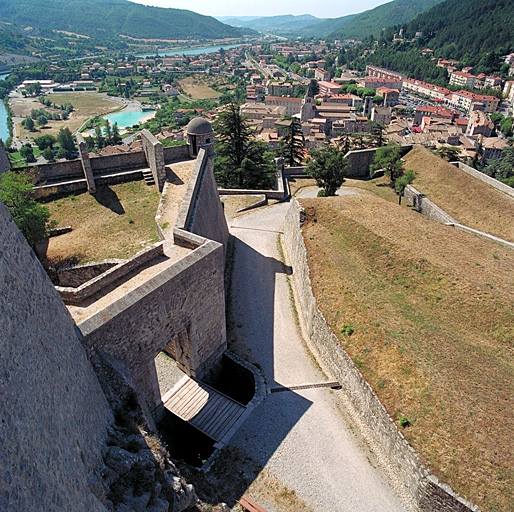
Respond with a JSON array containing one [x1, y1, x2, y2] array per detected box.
[[402, 0, 514, 61], [0, 0, 243, 40], [219, 14, 324, 35], [301, 0, 444, 41]]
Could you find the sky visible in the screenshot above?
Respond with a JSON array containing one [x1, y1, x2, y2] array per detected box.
[[127, 0, 390, 19]]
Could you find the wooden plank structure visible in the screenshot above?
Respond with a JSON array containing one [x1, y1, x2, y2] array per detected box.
[[238, 495, 268, 512], [163, 375, 246, 442]]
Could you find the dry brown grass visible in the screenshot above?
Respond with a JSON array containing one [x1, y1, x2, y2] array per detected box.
[[300, 194, 514, 512], [12, 92, 119, 140], [178, 76, 221, 100], [45, 181, 160, 266], [403, 146, 514, 242]]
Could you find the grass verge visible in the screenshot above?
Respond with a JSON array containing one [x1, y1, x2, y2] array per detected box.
[[403, 146, 514, 242], [300, 194, 514, 512], [44, 181, 160, 266]]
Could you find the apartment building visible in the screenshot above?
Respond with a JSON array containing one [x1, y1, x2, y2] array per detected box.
[[449, 70, 476, 88]]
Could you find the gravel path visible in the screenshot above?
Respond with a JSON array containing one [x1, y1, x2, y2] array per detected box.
[[225, 201, 414, 512]]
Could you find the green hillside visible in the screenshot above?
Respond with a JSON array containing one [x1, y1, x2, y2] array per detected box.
[[300, 0, 444, 40], [404, 0, 514, 61], [299, 14, 358, 38], [0, 0, 242, 40]]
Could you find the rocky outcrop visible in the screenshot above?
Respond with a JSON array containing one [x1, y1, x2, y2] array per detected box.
[[89, 351, 198, 512]]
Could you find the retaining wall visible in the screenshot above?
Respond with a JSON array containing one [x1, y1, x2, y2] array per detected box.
[[284, 199, 480, 512], [453, 162, 514, 198], [37, 159, 84, 180], [163, 144, 189, 163], [404, 185, 457, 224], [90, 151, 147, 173], [31, 142, 190, 185]]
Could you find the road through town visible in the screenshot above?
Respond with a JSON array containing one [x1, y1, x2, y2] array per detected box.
[[225, 200, 416, 512]]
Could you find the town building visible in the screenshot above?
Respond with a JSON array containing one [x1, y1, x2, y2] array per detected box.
[[466, 110, 494, 137], [371, 106, 392, 126], [449, 70, 476, 88], [265, 96, 303, 116], [375, 87, 400, 107]]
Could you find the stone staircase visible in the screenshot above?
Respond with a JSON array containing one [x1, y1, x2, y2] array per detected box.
[[142, 168, 155, 186]]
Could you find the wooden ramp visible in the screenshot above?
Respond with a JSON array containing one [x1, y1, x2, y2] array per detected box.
[[162, 376, 246, 442]]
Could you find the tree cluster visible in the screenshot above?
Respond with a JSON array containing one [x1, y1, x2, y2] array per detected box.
[[0, 170, 51, 249], [371, 142, 415, 204], [306, 145, 348, 197]]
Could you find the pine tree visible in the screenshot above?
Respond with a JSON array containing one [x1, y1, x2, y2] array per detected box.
[[213, 102, 275, 189], [281, 117, 305, 166]]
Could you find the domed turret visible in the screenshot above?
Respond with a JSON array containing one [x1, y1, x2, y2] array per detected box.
[[186, 117, 214, 157]]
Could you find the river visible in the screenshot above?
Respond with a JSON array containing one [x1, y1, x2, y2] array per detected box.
[[0, 73, 10, 142], [136, 44, 240, 59]]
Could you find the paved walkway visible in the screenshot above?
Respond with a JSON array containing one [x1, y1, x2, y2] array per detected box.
[[225, 201, 414, 512]]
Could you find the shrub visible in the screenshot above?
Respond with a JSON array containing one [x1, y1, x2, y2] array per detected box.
[[400, 415, 411, 428], [341, 324, 355, 336]]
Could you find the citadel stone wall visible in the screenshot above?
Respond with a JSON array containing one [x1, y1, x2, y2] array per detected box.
[[29, 143, 190, 184], [175, 147, 230, 250], [0, 141, 11, 175], [404, 184, 458, 224], [0, 201, 113, 512], [284, 199, 480, 512], [78, 146, 228, 424]]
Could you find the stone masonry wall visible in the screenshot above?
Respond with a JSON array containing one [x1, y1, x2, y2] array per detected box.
[[56, 242, 165, 305], [90, 151, 147, 173], [78, 241, 226, 422], [0, 141, 11, 175], [404, 185, 457, 224], [454, 162, 514, 198], [163, 144, 190, 163], [284, 199, 480, 512], [37, 158, 84, 180], [175, 148, 230, 250], [78, 147, 229, 423], [76, 133, 95, 193], [0, 201, 113, 512]]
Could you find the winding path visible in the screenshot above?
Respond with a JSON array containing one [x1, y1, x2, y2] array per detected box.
[[226, 199, 415, 511]]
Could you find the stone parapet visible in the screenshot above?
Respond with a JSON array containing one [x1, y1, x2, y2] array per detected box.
[[453, 161, 514, 198], [56, 242, 164, 305]]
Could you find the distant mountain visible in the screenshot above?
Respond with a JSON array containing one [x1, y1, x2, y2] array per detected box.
[[299, 0, 444, 40], [218, 14, 325, 35], [216, 16, 262, 24], [0, 0, 243, 40], [299, 14, 358, 38], [402, 0, 514, 60]]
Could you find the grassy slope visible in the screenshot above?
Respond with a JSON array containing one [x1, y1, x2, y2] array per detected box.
[[300, 193, 513, 512], [45, 181, 160, 266], [403, 146, 514, 243]]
